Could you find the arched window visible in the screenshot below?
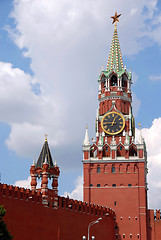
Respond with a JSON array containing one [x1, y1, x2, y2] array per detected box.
[[97, 184, 100, 188], [122, 74, 127, 93], [129, 145, 137, 156], [122, 76, 126, 87], [112, 165, 115, 173], [90, 147, 97, 157], [90, 184, 93, 187], [103, 145, 110, 157], [126, 164, 130, 173], [134, 164, 138, 173], [128, 184, 132, 187], [97, 166, 100, 173], [112, 184, 116, 187], [111, 75, 117, 86], [119, 164, 123, 173], [104, 164, 108, 173]]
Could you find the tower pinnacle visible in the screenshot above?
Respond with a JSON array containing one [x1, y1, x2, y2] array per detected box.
[[111, 11, 121, 24], [83, 126, 90, 146], [107, 12, 123, 72]]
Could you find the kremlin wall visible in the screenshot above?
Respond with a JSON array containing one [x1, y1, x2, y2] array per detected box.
[[1, 12, 161, 240], [0, 182, 114, 240]]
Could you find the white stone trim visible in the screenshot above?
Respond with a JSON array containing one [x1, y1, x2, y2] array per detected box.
[[84, 186, 146, 189], [83, 159, 146, 163]]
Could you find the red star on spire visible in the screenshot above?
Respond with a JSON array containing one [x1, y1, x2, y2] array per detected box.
[[111, 11, 121, 24]]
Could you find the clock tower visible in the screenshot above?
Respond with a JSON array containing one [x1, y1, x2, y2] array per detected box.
[[83, 12, 148, 240]]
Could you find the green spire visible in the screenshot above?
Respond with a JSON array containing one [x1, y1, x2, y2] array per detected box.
[[106, 22, 124, 72]]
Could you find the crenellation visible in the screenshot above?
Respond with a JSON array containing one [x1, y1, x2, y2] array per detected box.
[[0, 183, 42, 204], [56, 195, 114, 218]]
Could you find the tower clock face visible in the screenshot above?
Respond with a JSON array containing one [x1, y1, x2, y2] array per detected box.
[[101, 111, 125, 135]]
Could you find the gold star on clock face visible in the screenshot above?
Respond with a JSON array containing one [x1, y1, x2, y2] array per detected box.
[[111, 11, 121, 24]]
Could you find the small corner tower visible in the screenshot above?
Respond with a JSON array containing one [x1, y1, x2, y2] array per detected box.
[[83, 12, 148, 240], [30, 135, 60, 207]]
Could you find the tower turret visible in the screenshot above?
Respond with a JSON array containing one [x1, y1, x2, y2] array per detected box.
[[30, 136, 60, 207]]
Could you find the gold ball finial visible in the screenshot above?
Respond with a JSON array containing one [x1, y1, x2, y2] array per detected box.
[[45, 134, 48, 141]]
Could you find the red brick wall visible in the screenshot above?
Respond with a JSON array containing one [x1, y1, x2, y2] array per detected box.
[[0, 183, 115, 240], [84, 161, 148, 239], [147, 209, 161, 240]]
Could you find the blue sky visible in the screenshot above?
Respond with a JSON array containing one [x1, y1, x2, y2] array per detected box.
[[1, 0, 161, 208]]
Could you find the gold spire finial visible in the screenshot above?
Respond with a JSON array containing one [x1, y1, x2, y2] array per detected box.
[[111, 11, 121, 24], [45, 134, 48, 141], [138, 123, 141, 129]]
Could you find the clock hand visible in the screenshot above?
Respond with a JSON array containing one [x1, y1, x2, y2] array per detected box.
[[104, 122, 116, 124], [111, 116, 117, 126]]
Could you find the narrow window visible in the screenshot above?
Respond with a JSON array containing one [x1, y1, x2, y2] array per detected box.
[[123, 234, 125, 238], [128, 184, 132, 187], [90, 184, 93, 187], [97, 184, 100, 188], [126, 164, 130, 173], [106, 146, 108, 151], [111, 75, 117, 86], [120, 146, 123, 150], [119, 164, 123, 173], [130, 234, 132, 238], [97, 166, 100, 173], [137, 234, 139, 238], [112, 184, 116, 187], [104, 164, 108, 173], [134, 164, 138, 173], [112, 165, 115, 173], [115, 225, 118, 229], [116, 234, 118, 239], [114, 201, 116, 206]]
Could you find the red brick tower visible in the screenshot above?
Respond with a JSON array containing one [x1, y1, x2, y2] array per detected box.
[[83, 12, 148, 240], [30, 136, 60, 207]]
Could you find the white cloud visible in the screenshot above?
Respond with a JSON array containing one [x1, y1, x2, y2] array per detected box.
[[64, 175, 83, 201], [14, 176, 31, 189], [0, 62, 65, 157], [135, 118, 161, 208], [149, 74, 161, 81], [132, 93, 141, 117]]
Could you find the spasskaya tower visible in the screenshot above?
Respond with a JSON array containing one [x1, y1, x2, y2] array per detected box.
[[83, 12, 148, 240]]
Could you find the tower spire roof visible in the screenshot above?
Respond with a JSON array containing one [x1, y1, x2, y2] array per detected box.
[[83, 126, 90, 146], [107, 12, 124, 72], [35, 137, 54, 168]]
